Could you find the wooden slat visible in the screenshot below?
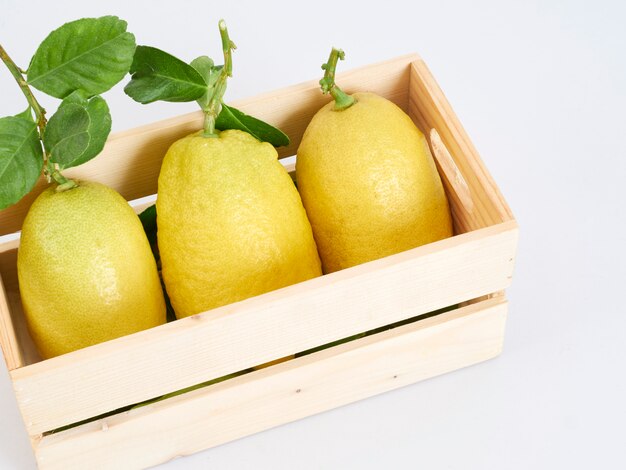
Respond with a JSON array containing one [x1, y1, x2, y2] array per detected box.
[[0, 54, 417, 236], [0, 268, 22, 371], [428, 128, 474, 235], [33, 296, 508, 470], [0, 238, 25, 370], [0, 239, 40, 367], [408, 60, 514, 232], [11, 221, 517, 435]]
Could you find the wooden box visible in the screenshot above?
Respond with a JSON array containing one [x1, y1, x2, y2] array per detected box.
[[0, 54, 518, 469]]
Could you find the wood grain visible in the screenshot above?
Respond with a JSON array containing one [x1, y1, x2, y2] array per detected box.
[[33, 296, 508, 470], [0, 269, 22, 371], [12, 221, 517, 435], [0, 239, 41, 368], [429, 128, 475, 235], [408, 60, 514, 232]]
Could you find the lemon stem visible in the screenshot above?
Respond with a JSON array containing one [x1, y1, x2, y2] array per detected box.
[[1, 43, 77, 189], [202, 19, 236, 137], [320, 47, 355, 111], [0, 43, 48, 135], [47, 161, 77, 192]]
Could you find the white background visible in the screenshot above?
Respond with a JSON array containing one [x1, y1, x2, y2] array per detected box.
[[1, 0, 625, 468]]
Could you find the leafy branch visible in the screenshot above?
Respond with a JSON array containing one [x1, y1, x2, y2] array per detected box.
[[0, 45, 47, 134], [0, 16, 136, 209], [124, 19, 289, 147]]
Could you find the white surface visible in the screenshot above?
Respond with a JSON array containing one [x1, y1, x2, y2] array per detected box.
[[1, 0, 625, 468]]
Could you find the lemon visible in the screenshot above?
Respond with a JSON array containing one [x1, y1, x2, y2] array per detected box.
[[157, 129, 322, 318], [296, 92, 453, 273], [17, 181, 166, 358]]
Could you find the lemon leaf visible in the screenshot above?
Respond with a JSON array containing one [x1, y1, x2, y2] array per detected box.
[[139, 204, 157, 247], [44, 92, 111, 169], [138, 203, 177, 323], [15, 107, 35, 122], [0, 116, 43, 209], [124, 46, 207, 104], [190, 56, 222, 110], [216, 103, 290, 147], [27, 16, 136, 99]]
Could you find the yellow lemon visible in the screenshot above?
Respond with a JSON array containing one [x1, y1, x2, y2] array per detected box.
[[157, 129, 322, 318], [18, 181, 166, 358], [297, 92, 453, 273]]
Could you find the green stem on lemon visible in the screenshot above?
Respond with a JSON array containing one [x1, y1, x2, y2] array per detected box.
[[319, 47, 355, 111], [202, 19, 237, 137], [0, 43, 48, 135], [203, 112, 216, 137], [47, 161, 77, 192]]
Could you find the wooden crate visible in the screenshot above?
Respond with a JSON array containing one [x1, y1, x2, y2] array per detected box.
[[0, 54, 518, 469]]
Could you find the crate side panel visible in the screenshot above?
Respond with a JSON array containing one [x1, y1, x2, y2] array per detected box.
[[408, 60, 514, 231], [0, 242, 41, 367], [0, 54, 417, 236], [0, 271, 22, 370], [427, 128, 477, 235], [34, 297, 507, 470], [13, 222, 517, 435]]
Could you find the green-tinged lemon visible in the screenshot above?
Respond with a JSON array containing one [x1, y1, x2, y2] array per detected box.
[[18, 181, 166, 358]]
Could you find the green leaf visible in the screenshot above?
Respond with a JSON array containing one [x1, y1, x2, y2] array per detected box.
[[27, 16, 136, 99], [138, 203, 176, 322], [44, 103, 90, 163], [74, 95, 111, 167], [138, 204, 157, 247], [216, 103, 290, 147], [189, 56, 215, 82], [124, 46, 207, 104], [190, 56, 222, 109], [44, 92, 112, 169], [15, 107, 34, 122], [0, 116, 43, 209]]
